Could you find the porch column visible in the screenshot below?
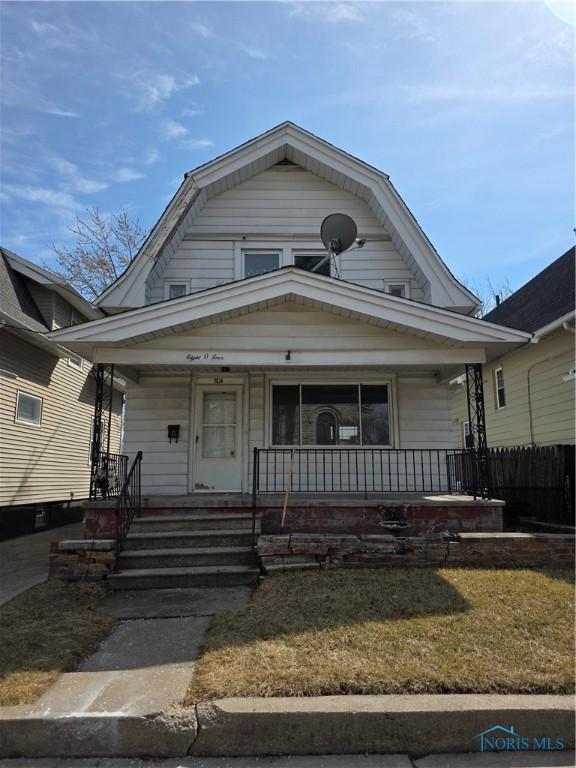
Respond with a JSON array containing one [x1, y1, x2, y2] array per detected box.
[[465, 363, 490, 498], [90, 363, 114, 498]]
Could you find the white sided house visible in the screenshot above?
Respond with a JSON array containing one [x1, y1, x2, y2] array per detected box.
[[50, 123, 530, 507]]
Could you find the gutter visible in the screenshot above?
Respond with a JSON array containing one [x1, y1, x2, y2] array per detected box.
[[531, 310, 575, 343]]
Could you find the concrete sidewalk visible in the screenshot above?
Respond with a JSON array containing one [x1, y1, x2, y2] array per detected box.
[[0, 751, 574, 766], [0, 523, 83, 606]]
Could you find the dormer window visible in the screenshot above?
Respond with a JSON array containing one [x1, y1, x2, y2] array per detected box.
[[165, 282, 189, 300], [384, 280, 410, 299], [244, 252, 280, 278], [294, 253, 330, 277]]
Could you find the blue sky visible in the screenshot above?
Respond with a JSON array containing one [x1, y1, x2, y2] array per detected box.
[[1, 1, 574, 292]]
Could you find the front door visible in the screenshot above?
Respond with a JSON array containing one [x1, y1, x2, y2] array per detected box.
[[193, 385, 243, 492]]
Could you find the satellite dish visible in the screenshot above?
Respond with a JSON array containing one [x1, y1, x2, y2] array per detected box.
[[320, 213, 357, 255]]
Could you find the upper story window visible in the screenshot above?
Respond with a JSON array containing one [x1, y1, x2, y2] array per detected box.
[[67, 354, 83, 371], [384, 280, 410, 299], [244, 252, 280, 278], [164, 281, 189, 300], [239, 245, 333, 279], [15, 391, 43, 426], [294, 253, 330, 277], [494, 367, 506, 409]]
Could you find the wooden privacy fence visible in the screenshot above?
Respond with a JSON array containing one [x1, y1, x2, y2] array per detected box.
[[486, 444, 575, 526]]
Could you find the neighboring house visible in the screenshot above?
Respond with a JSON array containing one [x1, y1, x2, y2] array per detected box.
[[451, 247, 575, 448], [0, 248, 124, 512], [49, 122, 530, 497]]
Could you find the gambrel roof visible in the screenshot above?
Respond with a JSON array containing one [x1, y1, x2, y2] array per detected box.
[[97, 122, 480, 313]]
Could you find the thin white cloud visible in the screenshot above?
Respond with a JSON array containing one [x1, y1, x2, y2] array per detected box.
[[116, 72, 200, 112], [29, 19, 77, 50], [163, 119, 189, 140], [47, 155, 108, 194], [392, 9, 435, 43], [190, 22, 215, 39], [237, 43, 268, 61], [144, 148, 160, 165], [183, 138, 214, 150], [113, 167, 146, 183], [3, 184, 80, 212], [405, 83, 573, 104], [182, 106, 204, 117], [288, 2, 364, 24]]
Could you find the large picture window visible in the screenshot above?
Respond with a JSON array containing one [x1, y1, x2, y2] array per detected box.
[[272, 384, 390, 446]]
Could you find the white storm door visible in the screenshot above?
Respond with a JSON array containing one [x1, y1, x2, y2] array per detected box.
[[194, 386, 242, 491]]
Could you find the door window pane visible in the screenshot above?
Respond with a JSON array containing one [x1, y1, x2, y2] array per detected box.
[[244, 253, 280, 278], [203, 392, 236, 425], [203, 426, 236, 458], [302, 385, 359, 445], [272, 385, 300, 445], [294, 253, 330, 277], [361, 385, 390, 445]]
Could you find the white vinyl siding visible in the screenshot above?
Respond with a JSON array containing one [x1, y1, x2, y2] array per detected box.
[[146, 165, 425, 303], [123, 375, 191, 495], [0, 330, 123, 506]]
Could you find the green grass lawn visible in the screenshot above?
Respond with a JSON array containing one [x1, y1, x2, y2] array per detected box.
[[187, 567, 575, 702], [0, 582, 116, 706]]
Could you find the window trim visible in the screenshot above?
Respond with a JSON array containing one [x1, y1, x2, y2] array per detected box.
[[494, 366, 506, 410], [15, 390, 43, 427], [383, 280, 411, 299], [164, 280, 190, 300], [268, 379, 394, 449]]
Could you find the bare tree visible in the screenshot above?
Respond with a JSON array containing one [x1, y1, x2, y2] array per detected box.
[[461, 275, 514, 317], [48, 208, 147, 300]]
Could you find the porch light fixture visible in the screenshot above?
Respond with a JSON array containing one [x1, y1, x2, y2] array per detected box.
[[285, 350, 291, 361], [168, 424, 180, 443]]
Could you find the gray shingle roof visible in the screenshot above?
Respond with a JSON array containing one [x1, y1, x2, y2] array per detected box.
[[0, 250, 49, 332], [483, 246, 575, 333]]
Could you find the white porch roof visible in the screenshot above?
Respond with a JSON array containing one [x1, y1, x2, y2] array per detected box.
[[48, 269, 531, 376]]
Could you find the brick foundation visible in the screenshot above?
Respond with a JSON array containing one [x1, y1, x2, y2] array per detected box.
[[258, 532, 575, 573], [259, 502, 503, 536], [48, 539, 116, 581]]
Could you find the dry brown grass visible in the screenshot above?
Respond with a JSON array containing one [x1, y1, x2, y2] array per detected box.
[[0, 581, 116, 706], [187, 567, 575, 702]]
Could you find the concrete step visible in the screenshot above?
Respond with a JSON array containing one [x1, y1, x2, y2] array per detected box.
[[110, 565, 260, 590], [124, 529, 256, 550], [119, 546, 256, 570], [132, 513, 260, 533]]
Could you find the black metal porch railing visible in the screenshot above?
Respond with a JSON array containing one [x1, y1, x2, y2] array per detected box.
[[114, 451, 143, 561], [252, 447, 486, 504], [91, 452, 129, 499]]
